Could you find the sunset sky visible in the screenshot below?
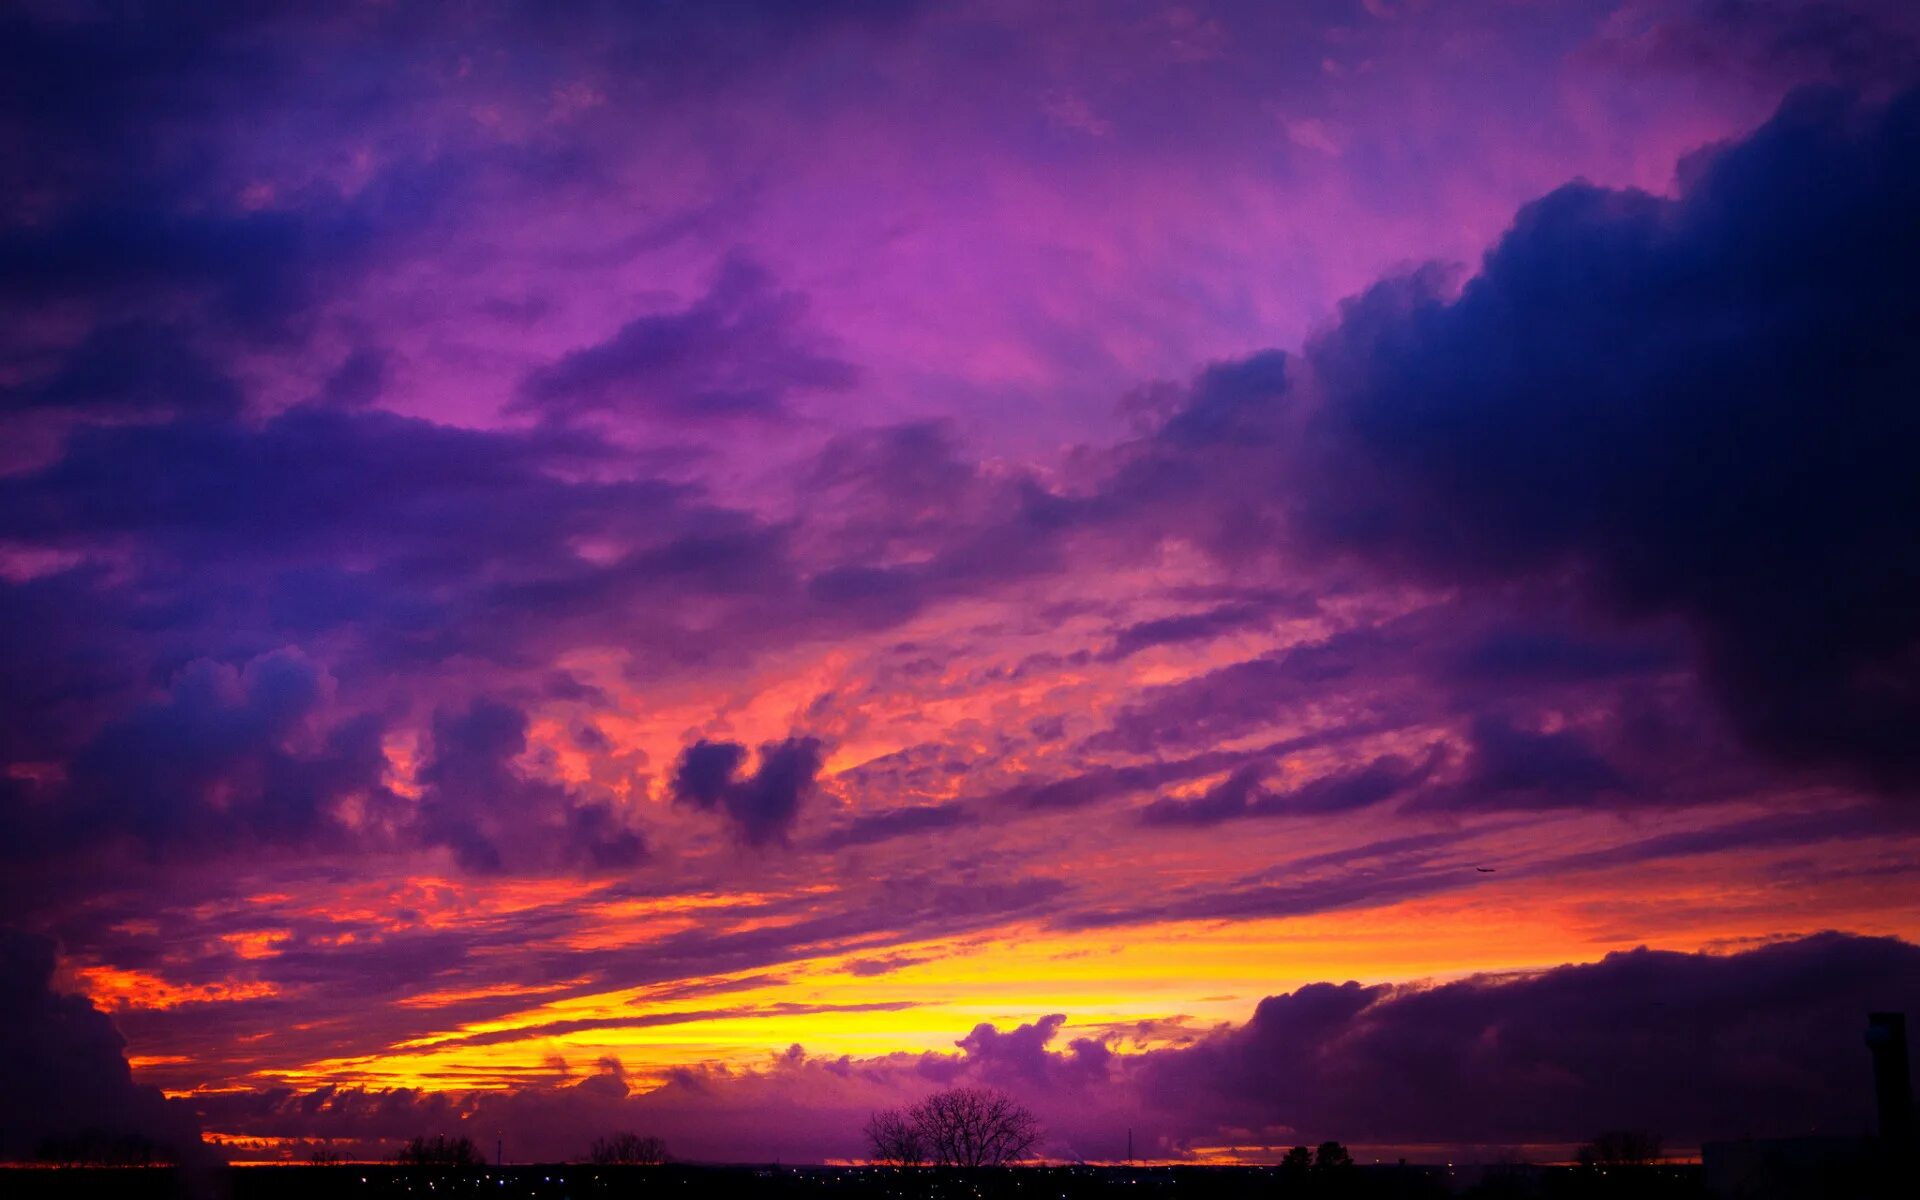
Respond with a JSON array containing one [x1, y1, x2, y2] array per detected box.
[[5, 0, 1920, 1168]]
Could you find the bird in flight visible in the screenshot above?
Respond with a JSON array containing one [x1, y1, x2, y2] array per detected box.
[[1475, 867, 1496, 873]]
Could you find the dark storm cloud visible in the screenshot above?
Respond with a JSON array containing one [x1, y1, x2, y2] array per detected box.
[[1, 649, 393, 863], [670, 736, 827, 846], [1087, 84, 1920, 810], [0, 928, 206, 1164], [0, 165, 455, 336], [0, 4, 466, 344], [1, 322, 243, 418], [1287, 85, 1920, 794], [0, 403, 639, 560], [0, 395, 803, 708], [1403, 715, 1627, 812], [318, 347, 389, 410], [1435, 619, 1686, 688], [0, 566, 145, 763], [1142, 350, 1295, 454], [671, 740, 751, 808], [1139, 931, 1920, 1147], [515, 258, 857, 424]]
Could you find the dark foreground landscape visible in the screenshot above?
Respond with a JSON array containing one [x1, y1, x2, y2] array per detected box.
[[0, 1163, 1718, 1200]]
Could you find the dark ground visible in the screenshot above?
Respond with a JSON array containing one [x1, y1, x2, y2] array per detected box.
[[0, 1163, 1716, 1200]]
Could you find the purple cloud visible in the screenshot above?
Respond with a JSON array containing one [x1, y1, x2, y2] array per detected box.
[[671, 736, 827, 847], [1286, 85, 1920, 795], [515, 258, 856, 425], [1141, 931, 1920, 1149]]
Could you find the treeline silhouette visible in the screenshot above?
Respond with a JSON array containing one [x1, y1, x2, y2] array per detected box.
[[0, 1162, 1715, 1200], [33, 1130, 178, 1168], [11, 1095, 1725, 1200], [588, 1132, 667, 1165], [395, 1134, 482, 1166]]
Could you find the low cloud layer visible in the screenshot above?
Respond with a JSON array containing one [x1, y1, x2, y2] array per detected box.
[[190, 933, 1920, 1162], [0, 929, 207, 1164]]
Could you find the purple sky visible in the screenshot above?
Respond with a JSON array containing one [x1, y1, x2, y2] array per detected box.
[[4, 0, 1920, 1167]]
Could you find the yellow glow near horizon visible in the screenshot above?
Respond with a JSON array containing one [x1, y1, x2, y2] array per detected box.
[[203, 853, 1920, 1098]]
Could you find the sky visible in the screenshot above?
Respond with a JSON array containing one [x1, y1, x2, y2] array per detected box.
[[4, 0, 1920, 1168]]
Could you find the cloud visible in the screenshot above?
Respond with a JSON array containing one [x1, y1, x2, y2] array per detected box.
[[384, 1000, 919, 1055], [1057, 860, 1471, 932], [185, 933, 1920, 1161], [5, 3, 1920, 1162], [2, 649, 393, 863], [843, 950, 942, 977], [1282, 84, 1920, 794], [1140, 750, 1439, 827], [0, 659, 648, 879], [671, 736, 826, 847], [1140, 931, 1920, 1149], [0, 928, 207, 1164], [994, 750, 1250, 811], [1408, 715, 1626, 811], [1, 322, 244, 419], [1593, 0, 1920, 91], [192, 1003, 1134, 1165], [815, 802, 971, 851], [1090, 629, 1399, 755], [1099, 600, 1291, 661], [0, 158, 459, 341], [415, 699, 646, 874], [515, 258, 856, 424], [0, 396, 803, 786]]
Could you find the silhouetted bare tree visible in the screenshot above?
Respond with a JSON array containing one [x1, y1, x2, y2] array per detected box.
[[306, 1143, 346, 1165], [1577, 1129, 1663, 1167], [906, 1086, 1041, 1167], [864, 1107, 928, 1166], [588, 1132, 668, 1165], [397, 1134, 481, 1166]]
